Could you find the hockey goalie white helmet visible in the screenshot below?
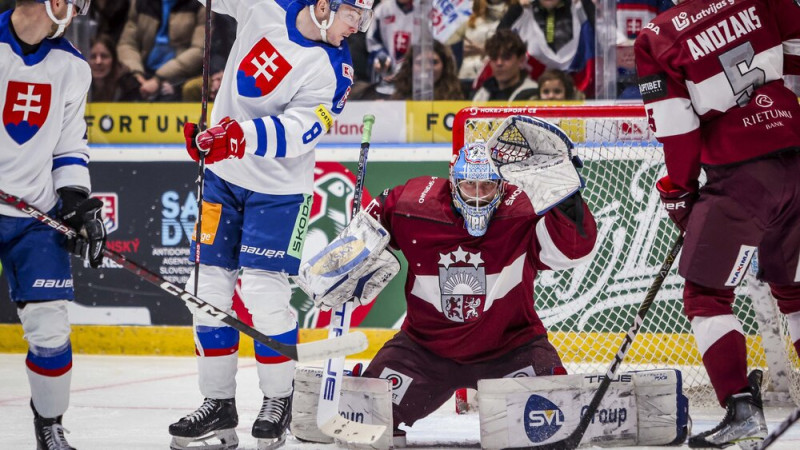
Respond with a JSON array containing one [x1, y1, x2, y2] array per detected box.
[[450, 143, 506, 237], [38, 0, 91, 39], [309, 0, 374, 43]]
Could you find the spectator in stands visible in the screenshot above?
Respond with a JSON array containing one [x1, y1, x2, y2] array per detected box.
[[446, 0, 509, 88], [537, 68, 577, 101], [367, 0, 415, 82], [117, 0, 205, 101], [494, 0, 595, 97], [471, 29, 537, 102], [181, 14, 236, 102], [88, 34, 141, 102], [391, 40, 464, 100], [91, 0, 130, 45]]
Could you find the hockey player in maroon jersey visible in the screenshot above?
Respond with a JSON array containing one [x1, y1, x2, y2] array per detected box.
[[635, 0, 800, 447], [354, 142, 597, 443]]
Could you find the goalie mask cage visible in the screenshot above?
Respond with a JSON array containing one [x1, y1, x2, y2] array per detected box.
[[453, 105, 800, 408]]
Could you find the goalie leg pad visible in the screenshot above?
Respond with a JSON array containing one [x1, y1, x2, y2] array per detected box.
[[291, 366, 393, 448], [477, 369, 689, 449]]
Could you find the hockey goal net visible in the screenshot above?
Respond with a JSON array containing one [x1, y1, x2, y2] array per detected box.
[[452, 105, 800, 408]]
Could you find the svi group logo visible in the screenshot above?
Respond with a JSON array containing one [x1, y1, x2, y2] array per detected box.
[[524, 395, 565, 443]]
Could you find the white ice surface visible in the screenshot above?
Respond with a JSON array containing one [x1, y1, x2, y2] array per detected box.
[[1, 353, 799, 449]]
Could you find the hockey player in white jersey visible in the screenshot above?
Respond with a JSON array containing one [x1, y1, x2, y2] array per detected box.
[[0, 1, 106, 450], [168, 0, 374, 449]]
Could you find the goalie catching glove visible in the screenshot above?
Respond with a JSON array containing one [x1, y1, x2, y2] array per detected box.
[[295, 211, 400, 311], [485, 115, 584, 215]]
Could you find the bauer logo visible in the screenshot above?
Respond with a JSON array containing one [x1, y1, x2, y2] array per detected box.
[[524, 395, 564, 443]]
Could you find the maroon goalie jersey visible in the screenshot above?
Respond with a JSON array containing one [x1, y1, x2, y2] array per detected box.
[[365, 177, 597, 364], [634, 0, 800, 192]]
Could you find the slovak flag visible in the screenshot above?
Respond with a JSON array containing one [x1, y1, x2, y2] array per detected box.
[[3, 81, 51, 145], [236, 38, 292, 98]]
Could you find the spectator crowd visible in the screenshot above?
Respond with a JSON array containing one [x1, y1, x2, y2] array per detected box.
[[1, 0, 676, 102]]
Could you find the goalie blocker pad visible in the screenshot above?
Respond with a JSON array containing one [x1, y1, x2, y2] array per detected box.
[[294, 211, 400, 310], [477, 369, 689, 449], [292, 367, 393, 449]]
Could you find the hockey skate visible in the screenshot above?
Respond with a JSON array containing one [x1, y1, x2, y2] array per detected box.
[[688, 370, 768, 449], [32, 400, 76, 450], [169, 398, 239, 450], [252, 395, 292, 449]]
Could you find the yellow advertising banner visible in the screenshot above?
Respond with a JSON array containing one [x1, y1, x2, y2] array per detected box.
[[404, 101, 585, 144], [86, 103, 201, 144]]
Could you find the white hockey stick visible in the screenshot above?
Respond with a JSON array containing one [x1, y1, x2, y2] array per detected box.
[[317, 115, 387, 444], [0, 188, 367, 363]]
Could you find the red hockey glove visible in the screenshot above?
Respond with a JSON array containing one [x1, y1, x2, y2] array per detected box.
[[184, 117, 246, 164], [656, 176, 697, 233]]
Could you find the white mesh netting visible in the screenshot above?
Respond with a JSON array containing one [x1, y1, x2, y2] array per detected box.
[[453, 106, 800, 408]]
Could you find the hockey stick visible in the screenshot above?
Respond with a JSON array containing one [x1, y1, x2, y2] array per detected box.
[[316, 115, 386, 445], [759, 408, 800, 449], [192, 0, 213, 296], [504, 234, 684, 450], [0, 188, 367, 362]]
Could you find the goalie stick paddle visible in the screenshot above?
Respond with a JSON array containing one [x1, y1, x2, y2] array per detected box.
[[504, 234, 684, 450], [759, 408, 800, 449], [317, 114, 387, 445], [0, 188, 367, 363]]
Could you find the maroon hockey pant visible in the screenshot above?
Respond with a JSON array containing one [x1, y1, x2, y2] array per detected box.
[[362, 330, 564, 428], [680, 149, 800, 406]]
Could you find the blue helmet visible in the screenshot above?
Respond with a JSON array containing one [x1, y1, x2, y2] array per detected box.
[[450, 143, 506, 237], [308, 0, 374, 38]]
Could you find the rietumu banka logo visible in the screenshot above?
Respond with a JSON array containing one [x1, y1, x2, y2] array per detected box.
[[524, 395, 565, 443]]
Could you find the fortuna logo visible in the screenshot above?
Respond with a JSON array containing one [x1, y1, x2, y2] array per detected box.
[[437, 246, 486, 323], [236, 38, 292, 98], [3, 81, 51, 145]]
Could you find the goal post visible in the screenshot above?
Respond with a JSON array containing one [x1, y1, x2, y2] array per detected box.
[[452, 105, 800, 408]]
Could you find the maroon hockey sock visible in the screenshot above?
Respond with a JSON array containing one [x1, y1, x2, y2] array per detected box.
[[701, 330, 748, 407]]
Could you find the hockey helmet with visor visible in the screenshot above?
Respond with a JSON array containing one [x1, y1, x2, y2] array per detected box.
[[38, 0, 91, 39], [330, 0, 374, 32], [450, 143, 506, 237]]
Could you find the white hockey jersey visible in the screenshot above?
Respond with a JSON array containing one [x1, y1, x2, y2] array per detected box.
[[199, 0, 354, 195], [0, 10, 91, 218], [366, 0, 417, 70]]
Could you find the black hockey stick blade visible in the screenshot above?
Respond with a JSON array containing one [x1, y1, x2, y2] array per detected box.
[[503, 234, 684, 450], [0, 189, 367, 362], [760, 408, 800, 449]]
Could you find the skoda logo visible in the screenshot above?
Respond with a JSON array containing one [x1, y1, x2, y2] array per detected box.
[[755, 94, 773, 108]]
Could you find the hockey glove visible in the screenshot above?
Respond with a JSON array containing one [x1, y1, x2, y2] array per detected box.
[[184, 117, 246, 164], [58, 188, 107, 268], [656, 176, 697, 233]]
